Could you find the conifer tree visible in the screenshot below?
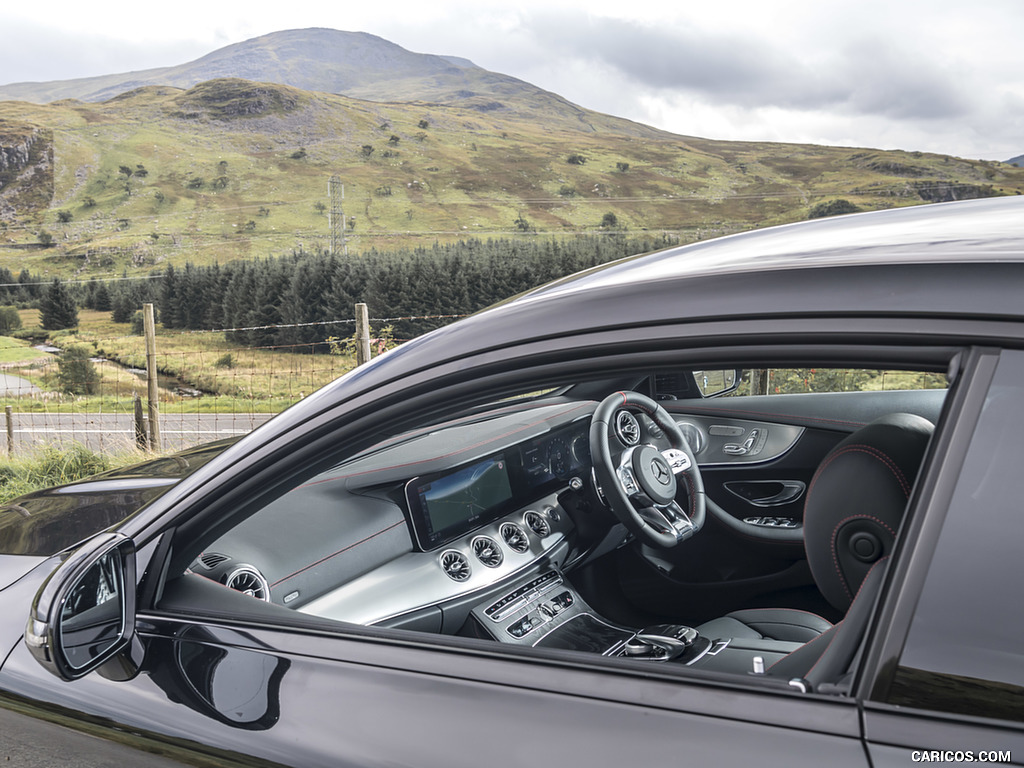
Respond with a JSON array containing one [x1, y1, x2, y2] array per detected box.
[[40, 278, 79, 330]]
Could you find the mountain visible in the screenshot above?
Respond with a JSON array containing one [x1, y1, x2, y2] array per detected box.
[[1, 29, 1023, 278], [1008, 155, 1024, 168], [0, 28, 665, 138]]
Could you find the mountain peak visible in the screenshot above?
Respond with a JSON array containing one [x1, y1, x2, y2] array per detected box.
[[0, 28, 666, 137], [0, 28, 480, 105]]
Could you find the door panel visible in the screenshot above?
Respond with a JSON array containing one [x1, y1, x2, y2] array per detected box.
[[1, 608, 870, 768], [865, 705, 1024, 767]]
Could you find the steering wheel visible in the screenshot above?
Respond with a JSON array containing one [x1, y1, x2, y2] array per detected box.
[[590, 391, 705, 548]]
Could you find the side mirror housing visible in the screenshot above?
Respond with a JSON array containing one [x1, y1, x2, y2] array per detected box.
[[693, 369, 740, 398], [25, 532, 137, 681]]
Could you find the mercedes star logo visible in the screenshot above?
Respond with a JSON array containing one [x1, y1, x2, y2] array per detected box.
[[651, 458, 670, 483]]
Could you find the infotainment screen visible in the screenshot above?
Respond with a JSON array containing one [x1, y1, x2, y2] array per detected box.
[[406, 454, 514, 549]]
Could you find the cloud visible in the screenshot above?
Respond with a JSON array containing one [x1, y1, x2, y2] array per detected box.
[[1, 0, 1020, 160], [516, 13, 977, 122], [0, 18, 210, 85]]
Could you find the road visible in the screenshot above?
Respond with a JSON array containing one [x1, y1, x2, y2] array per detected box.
[[1, 412, 277, 453], [0, 373, 40, 395]]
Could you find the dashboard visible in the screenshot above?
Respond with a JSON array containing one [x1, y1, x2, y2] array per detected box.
[[191, 395, 810, 639]]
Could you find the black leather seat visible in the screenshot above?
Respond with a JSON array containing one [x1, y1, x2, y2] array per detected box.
[[696, 413, 934, 675]]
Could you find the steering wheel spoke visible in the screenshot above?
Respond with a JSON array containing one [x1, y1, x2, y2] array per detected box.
[[661, 447, 691, 474]]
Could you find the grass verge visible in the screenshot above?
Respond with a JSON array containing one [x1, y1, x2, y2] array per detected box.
[[0, 443, 141, 505]]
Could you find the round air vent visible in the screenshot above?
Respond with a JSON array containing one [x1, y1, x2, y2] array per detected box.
[[615, 410, 641, 445], [472, 536, 504, 568], [223, 565, 270, 601], [439, 550, 471, 582], [524, 510, 551, 538], [500, 522, 529, 553]]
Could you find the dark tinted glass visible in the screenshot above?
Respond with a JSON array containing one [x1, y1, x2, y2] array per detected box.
[[887, 350, 1024, 721]]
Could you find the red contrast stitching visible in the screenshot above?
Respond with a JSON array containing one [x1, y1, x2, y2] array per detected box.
[[680, 472, 696, 515], [270, 520, 406, 587], [803, 555, 889, 678], [810, 444, 911, 499], [670, 404, 866, 429]]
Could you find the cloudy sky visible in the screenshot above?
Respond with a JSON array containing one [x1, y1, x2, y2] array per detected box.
[[1, 0, 1021, 161]]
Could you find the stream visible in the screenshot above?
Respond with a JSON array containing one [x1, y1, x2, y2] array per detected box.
[[34, 344, 208, 398]]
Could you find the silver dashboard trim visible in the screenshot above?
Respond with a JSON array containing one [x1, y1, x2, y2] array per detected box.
[[297, 493, 571, 626]]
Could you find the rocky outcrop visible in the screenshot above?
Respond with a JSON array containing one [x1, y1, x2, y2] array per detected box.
[[171, 79, 303, 121], [0, 120, 54, 217]]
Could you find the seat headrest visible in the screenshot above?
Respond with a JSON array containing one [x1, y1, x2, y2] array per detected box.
[[804, 412, 934, 612]]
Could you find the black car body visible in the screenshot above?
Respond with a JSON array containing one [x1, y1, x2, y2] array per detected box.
[[2, 197, 1023, 766]]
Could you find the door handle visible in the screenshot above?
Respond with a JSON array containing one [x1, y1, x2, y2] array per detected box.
[[724, 480, 806, 507]]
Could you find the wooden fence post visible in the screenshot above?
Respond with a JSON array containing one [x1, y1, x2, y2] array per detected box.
[[5, 405, 12, 455], [144, 303, 161, 451], [133, 392, 148, 450], [355, 303, 371, 366]]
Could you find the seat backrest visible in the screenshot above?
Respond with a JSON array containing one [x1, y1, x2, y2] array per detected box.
[[803, 413, 933, 613]]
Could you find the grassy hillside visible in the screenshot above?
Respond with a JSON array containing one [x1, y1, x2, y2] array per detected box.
[[2, 77, 1022, 279]]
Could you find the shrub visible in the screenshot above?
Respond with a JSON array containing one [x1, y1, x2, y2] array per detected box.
[[809, 199, 862, 219], [0, 306, 22, 332], [57, 344, 100, 395]]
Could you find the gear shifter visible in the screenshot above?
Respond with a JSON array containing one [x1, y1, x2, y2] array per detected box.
[[635, 624, 698, 653], [620, 624, 701, 661]]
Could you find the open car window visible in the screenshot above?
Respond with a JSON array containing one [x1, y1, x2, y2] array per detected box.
[[162, 359, 951, 698]]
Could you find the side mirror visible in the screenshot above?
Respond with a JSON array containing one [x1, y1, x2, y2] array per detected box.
[[692, 369, 740, 398], [25, 532, 137, 681]]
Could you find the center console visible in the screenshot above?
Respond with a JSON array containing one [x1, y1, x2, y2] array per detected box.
[[470, 570, 728, 666]]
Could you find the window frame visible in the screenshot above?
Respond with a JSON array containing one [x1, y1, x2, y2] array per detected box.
[[860, 346, 1022, 716]]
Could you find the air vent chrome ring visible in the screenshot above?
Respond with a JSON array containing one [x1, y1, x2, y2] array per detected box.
[[439, 549, 472, 581], [615, 410, 641, 446], [223, 564, 270, 601], [472, 536, 504, 568], [524, 510, 551, 538], [500, 522, 530, 553]]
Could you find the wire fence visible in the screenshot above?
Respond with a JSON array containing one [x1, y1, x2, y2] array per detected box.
[[0, 309, 467, 455]]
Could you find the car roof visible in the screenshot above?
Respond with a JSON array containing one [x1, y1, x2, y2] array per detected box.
[[525, 196, 1024, 301]]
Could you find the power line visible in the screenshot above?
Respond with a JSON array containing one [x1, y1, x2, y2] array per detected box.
[[0, 273, 164, 288]]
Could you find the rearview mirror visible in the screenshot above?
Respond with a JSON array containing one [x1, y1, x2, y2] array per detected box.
[[25, 533, 136, 680]]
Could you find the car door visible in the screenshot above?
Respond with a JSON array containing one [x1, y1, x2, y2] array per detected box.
[[856, 348, 1024, 765], [0, 348, 958, 767], [0, 376, 879, 766], [2, 562, 872, 768]]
